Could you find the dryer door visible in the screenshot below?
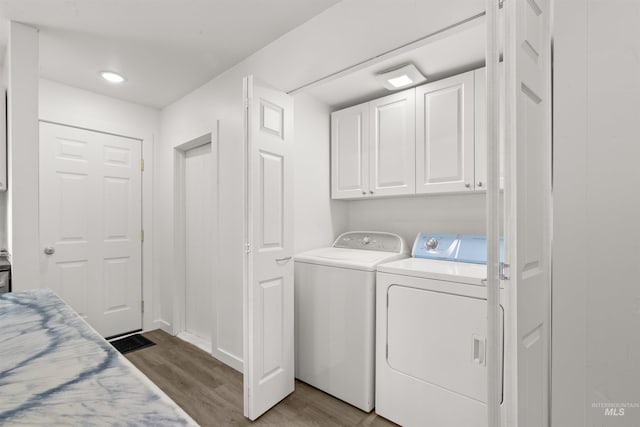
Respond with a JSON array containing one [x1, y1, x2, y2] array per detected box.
[[386, 285, 501, 403]]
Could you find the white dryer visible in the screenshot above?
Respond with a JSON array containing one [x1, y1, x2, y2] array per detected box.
[[375, 233, 504, 427], [294, 232, 407, 412]]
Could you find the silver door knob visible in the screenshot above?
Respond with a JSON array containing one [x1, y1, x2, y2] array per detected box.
[[44, 247, 55, 255]]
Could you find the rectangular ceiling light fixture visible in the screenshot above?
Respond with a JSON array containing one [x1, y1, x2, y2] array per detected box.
[[375, 63, 427, 90]]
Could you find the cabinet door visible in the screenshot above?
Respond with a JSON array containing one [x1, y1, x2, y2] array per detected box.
[[474, 67, 505, 191], [416, 71, 475, 194], [369, 89, 416, 197], [331, 103, 369, 199]]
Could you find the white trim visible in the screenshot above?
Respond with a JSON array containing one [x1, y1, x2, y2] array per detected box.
[[172, 125, 228, 367], [485, 1, 503, 426], [242, 75, 252, 418], [152, 318, 172, 334]]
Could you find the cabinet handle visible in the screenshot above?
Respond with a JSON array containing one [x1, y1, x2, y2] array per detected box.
[[477, 181, 483, 187], [465, 183, 471, 188]]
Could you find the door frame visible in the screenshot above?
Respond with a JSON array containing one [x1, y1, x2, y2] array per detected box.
[[171, 125, 231, 367], [38, 119, 152, 334]]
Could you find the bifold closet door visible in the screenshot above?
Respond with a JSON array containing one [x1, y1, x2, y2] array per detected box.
[[243, 76, 295, 421]]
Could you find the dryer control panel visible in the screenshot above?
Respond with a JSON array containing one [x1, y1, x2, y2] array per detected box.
[[412, 233, 504, 264], [333, 232, 405, 253]]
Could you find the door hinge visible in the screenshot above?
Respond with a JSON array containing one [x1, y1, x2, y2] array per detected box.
[[141, 230, 145, 242], [498, 0, 505, 8], [141, 300, 144, 313], [141, 159, 145, 172], [245, 243, 251, 254], [244, 97, 251, 109]]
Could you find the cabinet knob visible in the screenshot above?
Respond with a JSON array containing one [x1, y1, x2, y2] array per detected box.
[[465, 183, 471, 188], [369, 190, 374, 194], [477, 181, 483, 187], [362, 191, 366, 195]]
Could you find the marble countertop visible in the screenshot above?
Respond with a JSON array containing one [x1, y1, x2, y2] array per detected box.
[[0, 289, 197, 426]]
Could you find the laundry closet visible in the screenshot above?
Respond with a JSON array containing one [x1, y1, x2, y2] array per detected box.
[[288, 0, 550, 423], [292, 17, 498, 427]]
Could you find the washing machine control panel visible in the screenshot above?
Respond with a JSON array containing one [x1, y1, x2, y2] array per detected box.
[[333, 232, 405, 253]]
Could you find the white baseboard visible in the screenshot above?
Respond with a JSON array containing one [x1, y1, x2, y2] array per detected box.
[[150, 319, 172, 334], [213, 347, 243, 373], [177, 331, 211, 353]]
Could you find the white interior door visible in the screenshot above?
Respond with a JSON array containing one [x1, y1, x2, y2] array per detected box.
[[243, 76, 294, 420], [184, 143, 214, 344], [39, 122, 142, 338], [503, 0, 552, 425]]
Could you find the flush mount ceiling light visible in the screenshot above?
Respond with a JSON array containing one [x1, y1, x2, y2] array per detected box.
[[375, 63, 427, 90], [100, 71, 126, 84]]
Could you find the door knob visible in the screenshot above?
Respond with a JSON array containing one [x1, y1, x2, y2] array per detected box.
[[44, 247, 55, 255]]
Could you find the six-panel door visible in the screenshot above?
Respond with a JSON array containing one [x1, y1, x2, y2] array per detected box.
[[39, 122, 142, 338]]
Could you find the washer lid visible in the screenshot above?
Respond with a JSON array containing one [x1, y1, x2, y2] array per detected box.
[[377, 257, 487, 286], [295, 247, 407, 271]]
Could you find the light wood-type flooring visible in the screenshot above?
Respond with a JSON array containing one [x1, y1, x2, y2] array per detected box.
[[126, 329, 397, 427]]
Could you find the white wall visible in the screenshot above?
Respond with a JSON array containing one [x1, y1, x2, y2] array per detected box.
[[7, 22, 39, 289], [38, 78, 161, 331], [553, 1, 640, 426], [293, 92, 349, 253], [347, 194, 486, 247], [156, 0, 484, 367]]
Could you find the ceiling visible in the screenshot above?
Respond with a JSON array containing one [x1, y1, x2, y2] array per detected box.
[[0, 0, 341, 108], [304, 17, 486, 109]]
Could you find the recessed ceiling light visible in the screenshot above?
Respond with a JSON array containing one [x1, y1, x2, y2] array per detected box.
[[375, 64, 427, 91], [100, 71, 126, 84]]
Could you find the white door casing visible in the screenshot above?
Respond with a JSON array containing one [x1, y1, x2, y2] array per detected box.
[[503, 0, 552, 425], [369, 89, 416, 197], [243, 76, 294, 420], [330, 103, 369, 199], [416, 71, 475, 194], [184, 143, 215, 342], [39, 122, 142, 338]]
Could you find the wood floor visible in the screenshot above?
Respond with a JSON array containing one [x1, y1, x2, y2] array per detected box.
[[126, 329, 397, 427]]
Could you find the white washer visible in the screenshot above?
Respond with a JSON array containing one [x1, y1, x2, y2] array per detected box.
[[376, 257, 504, 427], [294, 232, 407, 412]]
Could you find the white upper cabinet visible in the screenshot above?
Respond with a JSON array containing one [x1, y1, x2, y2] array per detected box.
[[330, 67, 494, 200], [474, 66, 505, 191], [331, 103, 369, 199], [415, 70, 475, 194], [369, 90, 416, 197]]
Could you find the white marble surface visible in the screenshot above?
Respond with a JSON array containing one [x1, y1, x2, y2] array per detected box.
[[0, 289, 197, 426]]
